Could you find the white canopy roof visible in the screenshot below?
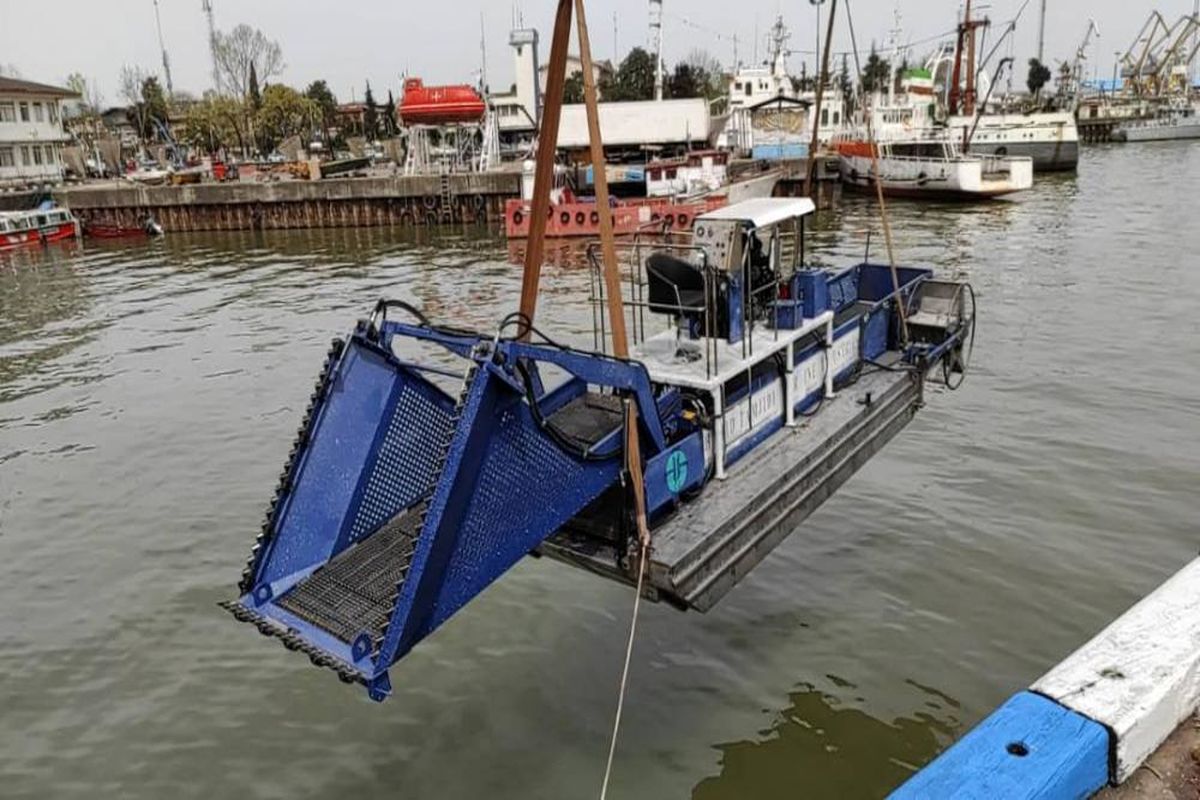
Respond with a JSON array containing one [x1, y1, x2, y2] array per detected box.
[[697, 198, 815, 227]]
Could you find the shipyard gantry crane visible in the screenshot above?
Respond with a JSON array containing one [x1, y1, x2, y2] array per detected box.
[[1120, 11, 1200, 97]]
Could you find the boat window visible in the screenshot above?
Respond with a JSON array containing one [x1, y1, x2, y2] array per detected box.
[[0, 147, 13, 167], [32, 147, 43, 166], [48, 103, 58, 123], [20, 146, 30, 165], [33, 103, 44, 123], [666, 168, 677, 179], [734, 82, 743, 92], [821, 108, 829, 126], [19, 102, 29, 122], [833, 110, 840, 124], [0, 102, 14, 122], [745, 84, 752, 97]]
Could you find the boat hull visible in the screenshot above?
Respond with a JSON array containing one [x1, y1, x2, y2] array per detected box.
[[947, 113, 1080, 172], [963, 139, 1080, 172], [40, 222, 77, 243], [718, 171, 782, 205], [837, 150, 1033, 201], [84, 224, 151, 239], [505, 196, 725, 239], [1115, 122, 1200, 142], [0, 230, 41, 251]]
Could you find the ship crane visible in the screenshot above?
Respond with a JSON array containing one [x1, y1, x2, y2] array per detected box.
[[1056, 19, 1098, 106], [1118, 11, 1184, 96], [1149, 14, 1200, 96]]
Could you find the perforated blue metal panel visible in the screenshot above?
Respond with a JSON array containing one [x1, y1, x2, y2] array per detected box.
[[345, 380, 454, 547], [423, 398, 621, 634]]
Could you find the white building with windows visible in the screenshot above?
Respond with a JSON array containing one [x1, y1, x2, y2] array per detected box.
[[0, 77, 77, 188]]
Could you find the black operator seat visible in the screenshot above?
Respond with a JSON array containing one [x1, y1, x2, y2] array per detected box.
[[647, 252, 707, 316]]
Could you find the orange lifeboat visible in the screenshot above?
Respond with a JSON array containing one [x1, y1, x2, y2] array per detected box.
[[398, 78, 487, 126]]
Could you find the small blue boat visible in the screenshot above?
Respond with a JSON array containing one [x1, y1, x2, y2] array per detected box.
[[222, 197, 976, 702]]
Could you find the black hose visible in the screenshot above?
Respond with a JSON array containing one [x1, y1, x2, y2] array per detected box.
[[514, 359, 621, 463], [942, 282, 977, 391], [373, 298, 483, 339]]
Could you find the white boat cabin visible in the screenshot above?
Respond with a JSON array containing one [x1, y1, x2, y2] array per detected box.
[[645, 150, 730, 199]]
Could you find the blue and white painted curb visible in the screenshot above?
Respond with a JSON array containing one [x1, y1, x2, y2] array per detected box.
[[892, 556, 1200, 799]]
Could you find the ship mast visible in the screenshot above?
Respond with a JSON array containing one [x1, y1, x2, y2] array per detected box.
[[965, 1, 977, 115], [949, 1, 987, 116], [1036, 0, 1047, 64]]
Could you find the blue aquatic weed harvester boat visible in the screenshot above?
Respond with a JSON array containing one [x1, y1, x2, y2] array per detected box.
[[221, 197, 976, 701]]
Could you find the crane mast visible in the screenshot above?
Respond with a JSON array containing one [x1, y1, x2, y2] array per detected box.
[[202, 0, 220, 93], [153, 0, 174, 97]]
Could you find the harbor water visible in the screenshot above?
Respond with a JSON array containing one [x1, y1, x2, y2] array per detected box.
[[1, 143, 1197, 799]]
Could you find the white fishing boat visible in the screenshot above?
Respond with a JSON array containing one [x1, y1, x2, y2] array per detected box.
[[1114, 101, 1200, 142], [645, 151, 781, 204], [946, 110, 1080, 172], [834, 70, 1033, 201]]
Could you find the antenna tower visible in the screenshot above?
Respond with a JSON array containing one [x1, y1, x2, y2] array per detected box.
[[650, 0, 665, 101]]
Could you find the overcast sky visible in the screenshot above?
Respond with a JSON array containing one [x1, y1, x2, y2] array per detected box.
[[2, 0, 1196, 104]]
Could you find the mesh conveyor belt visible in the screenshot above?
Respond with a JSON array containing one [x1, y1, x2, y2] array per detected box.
[[275, 503, 427, 644]]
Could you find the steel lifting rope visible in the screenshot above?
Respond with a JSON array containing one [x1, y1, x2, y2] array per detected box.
[[515, 1, 654, 795], [844, 0, 911, 347]]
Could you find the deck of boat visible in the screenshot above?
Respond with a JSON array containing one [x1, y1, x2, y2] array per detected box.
[[541, 360, 922, 610]]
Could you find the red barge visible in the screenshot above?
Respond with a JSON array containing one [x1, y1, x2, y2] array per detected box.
[[505, 189, 724, 239]]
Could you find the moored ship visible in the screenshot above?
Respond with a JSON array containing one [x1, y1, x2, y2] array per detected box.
[[834, 70, 1033, 201], [1114, 101, 1200, 142], [947, 110, 1081, 172]]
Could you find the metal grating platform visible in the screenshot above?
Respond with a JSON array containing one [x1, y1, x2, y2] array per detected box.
[[546, 392, 624, 449], [275, 502, 426, 644]]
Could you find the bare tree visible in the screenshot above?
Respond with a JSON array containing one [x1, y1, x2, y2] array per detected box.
[[65, 72, 105, 114], [119, 65, 152, 106], [213, 24, 284, 99], [118, 65, 156, 143], [685, 48, 724, 77]]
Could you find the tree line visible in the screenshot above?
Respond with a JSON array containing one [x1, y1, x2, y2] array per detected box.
[[62, 22, 403, 159], [562, 47, 727, 104]]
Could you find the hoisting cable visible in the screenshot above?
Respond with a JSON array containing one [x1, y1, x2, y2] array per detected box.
[[844, 0, 911, 349], [600, 399, 652, 800], [566, 1, 654, 797]]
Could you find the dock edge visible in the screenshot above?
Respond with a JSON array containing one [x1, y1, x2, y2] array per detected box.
[[890, 555, 1200, 799]]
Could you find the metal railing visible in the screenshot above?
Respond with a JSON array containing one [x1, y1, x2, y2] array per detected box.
[[585, 231, 803, 383]]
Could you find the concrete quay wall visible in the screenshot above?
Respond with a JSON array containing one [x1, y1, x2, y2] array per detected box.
[[54, 172, 522, 232]]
